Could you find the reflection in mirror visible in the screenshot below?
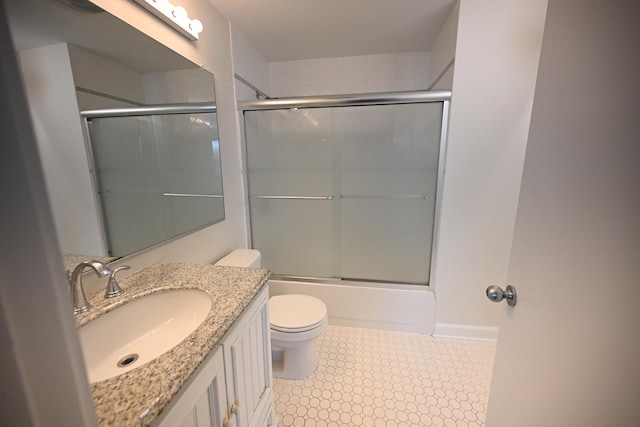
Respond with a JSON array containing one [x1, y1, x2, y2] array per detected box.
[[6, 0, 224, 272], [84, 107, 223, 257]]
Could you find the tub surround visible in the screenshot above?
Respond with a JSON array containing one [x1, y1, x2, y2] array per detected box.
[[75, 261, 270, 426]]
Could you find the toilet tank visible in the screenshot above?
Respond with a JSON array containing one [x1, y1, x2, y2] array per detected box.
[[214, 249, 261, 268]]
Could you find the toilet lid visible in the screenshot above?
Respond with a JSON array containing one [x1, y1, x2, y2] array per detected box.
[[270, 294, 327, 333]]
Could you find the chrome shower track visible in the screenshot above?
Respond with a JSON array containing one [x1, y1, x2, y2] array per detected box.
[[238, 90, 451, 111]]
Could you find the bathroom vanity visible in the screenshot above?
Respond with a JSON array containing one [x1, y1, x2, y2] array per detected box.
[[75, 262, 274, 426]]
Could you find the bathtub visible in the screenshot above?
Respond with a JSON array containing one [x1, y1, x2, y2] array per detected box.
[[267, 278, 436, 334]]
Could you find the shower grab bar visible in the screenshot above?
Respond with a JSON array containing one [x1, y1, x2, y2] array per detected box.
[[163, 193, 224, 198], [252, 195, 334, 200], [340, 195, 429, 200]]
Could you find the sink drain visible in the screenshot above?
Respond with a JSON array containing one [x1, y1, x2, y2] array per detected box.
[[117, 354, 139, 368]]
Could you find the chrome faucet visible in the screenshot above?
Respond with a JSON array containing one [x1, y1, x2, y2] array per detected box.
[[104, 265, 130, 299], [70, 260, 112, 314]]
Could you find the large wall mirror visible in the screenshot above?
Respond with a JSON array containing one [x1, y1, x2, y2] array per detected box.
[[6, 0, 225, 271]]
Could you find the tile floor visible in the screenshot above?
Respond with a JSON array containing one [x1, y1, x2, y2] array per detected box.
[[272, 326, 496, 427]]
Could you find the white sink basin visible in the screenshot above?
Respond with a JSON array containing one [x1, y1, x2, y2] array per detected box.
[[79, 289, 211, 383]]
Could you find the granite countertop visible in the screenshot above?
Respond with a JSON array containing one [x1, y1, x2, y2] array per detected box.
[[75, 261, 270, 426]]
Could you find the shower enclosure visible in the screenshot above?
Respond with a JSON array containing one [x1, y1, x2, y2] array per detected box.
[[241, 91, 450, 286]]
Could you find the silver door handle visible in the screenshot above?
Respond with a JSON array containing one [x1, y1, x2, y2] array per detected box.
[[486, 285, 517, 306]]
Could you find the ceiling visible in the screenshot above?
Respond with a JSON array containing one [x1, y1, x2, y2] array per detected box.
[[207, 0, 457, 62]]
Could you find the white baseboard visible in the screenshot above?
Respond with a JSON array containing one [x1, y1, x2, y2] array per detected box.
[[268, 279, 436, 335], [433, 323, 499, 342]]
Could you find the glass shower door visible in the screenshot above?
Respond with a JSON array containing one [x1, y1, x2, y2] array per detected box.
[[337, 103, 442, 283], [244, 101, 444, 284], [245, 108, 335, 277]]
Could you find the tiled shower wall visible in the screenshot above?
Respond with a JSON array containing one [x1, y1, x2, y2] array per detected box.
[[269, 51, 430, 97]]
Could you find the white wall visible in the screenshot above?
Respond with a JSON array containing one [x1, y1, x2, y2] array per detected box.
[[432, 0, 548, 332], [19, 44, 106, 257], [68, 44, 146, 108], [428, 0, 459, 90], [269, 51, 430, 97], [230, 24, 270, 100], [143, 68, 216, 104], [228, 23, 270, 229]]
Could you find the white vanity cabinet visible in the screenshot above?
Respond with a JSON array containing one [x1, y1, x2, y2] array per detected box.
[[154, 346, 228, 427], [222, 286, 274, 427], [154, 286, 274, 427]]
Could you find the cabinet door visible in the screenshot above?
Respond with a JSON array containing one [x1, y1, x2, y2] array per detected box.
[[254, 403, 275, 427], [155, 347, 227, 427], [223, 286, 274, 427]]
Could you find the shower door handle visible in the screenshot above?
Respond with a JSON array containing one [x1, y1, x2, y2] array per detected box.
[[486, 285, 517, 306], [163, 193, 224, 198], [252, 195, 334, 200]]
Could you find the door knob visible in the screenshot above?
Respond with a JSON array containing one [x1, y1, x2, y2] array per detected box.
[[486, 285, 517, 306]]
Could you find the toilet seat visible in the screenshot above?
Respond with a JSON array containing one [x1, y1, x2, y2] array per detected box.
[[271, 319, 325, 333], [270, 294, 327, 333]]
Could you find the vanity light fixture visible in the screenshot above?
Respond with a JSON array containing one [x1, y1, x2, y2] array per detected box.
[[133, 0, 203, 40]]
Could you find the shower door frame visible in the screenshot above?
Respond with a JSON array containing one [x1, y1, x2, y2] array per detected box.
[[239, 90, 451, 288]]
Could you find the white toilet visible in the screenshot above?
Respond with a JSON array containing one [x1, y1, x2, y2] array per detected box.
[[269, 293, 327, 379], [215, 249, 328, 380]]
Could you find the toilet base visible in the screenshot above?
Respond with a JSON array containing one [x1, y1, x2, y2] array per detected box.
[[270, 317, 327, 380], [271, 340, 318, 380]]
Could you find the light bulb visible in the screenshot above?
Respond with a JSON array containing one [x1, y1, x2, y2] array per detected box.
[[189, 19, 203, 34], [151, 0, 169, 10], [172, 6, 188, 21]]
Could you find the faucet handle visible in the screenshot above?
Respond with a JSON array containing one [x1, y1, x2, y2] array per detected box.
[[105, 265, 130, 299], [71, 260, 113, 314]]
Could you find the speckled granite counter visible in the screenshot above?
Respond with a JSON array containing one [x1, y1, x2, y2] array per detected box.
[[75, 261, 270, 426]]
